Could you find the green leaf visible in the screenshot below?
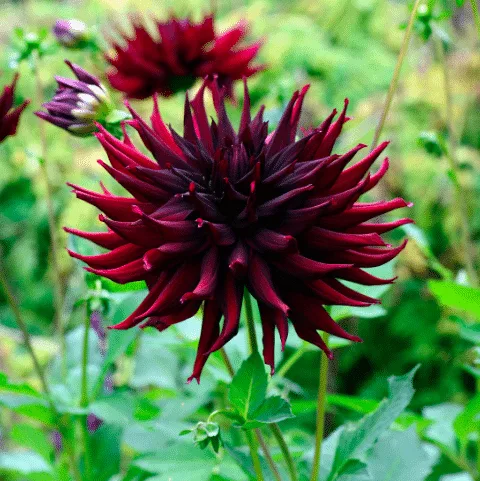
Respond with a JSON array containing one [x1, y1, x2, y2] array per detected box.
[[229, 351, 268, 420], [455, 0, 465, 6], [428, 281, 480, 319], [0, 372, 42, 397], [366, 428, 437, 481], [134, 444, 216, 480], [327, 366, 419, 480], [90, 392, 135, 426], [423, 403, 463, 452], [10, 423, 54, 461], [0, 451, 52, 474], [243, 395, 294, 429], [91, 425, 122, 481], [454, 394, 480, 449]]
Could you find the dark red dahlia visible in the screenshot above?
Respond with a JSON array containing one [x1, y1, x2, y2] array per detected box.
[[66, 80, 412, 382], [105, 15, 263, 99], [0, 74, 30, 143]]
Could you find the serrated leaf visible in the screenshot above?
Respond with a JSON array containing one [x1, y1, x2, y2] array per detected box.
[[229, 351, 268, 420], [428, 281, 480, 320], [366, 428, 437, 481], [243, 395, 294, 429], [327, 366, 419, 480]]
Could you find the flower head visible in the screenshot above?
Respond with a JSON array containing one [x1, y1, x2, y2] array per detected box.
[[66, 80, 412, 382], [53, 19, 89, 48], [36, 61, 112, 136], [105, 15, 263, 99], [0, 74, 30, 143]]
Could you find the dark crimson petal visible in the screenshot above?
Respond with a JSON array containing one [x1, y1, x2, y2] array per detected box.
[[181, 247, 220, 302], [307, 279, 375, 307], [142, 300, 202, 330], [290, 318, 333, 360], [187, 300, 222, 384], [274, 253, 352, 278], [248, 229, 297, 254], [347, 218, 414, 235], [331, 241, 407, 268], [207, 272, 243, 354], [335, 267, 397, 286], [260, 308, 275, 375], [110, 272, 170, 329], [101, 217, 164, 247], [303, 227, 385, 250], [68, 244, 146, 269], [258, 302, 289, 351], [315, 99, 349, 158], [197, 220, 236, 246], [286, 291, 362, 342], [64, 227, 126, 250], [248, 253, 289, 315], [86, 258, 146, 284], [229, 241, 249, 277]]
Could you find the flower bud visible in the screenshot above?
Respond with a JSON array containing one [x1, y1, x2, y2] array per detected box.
[[36, 61, 113, 136], [0, 73, 30, 143], [53, 19, 89, 48]]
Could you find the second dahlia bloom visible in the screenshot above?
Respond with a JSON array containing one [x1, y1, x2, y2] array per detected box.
[[106, 15, 263, 99], [0, 74, 29, 143], [66, 80, 411, 382]]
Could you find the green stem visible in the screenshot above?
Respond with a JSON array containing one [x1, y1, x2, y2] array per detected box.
[[277, 341, 309, 379], [270, 423, 298, 481], [62, 429, 83, 481], [435, 37, 479, 288], [244, 288, 258, 352], [257, 429, 283, 481], [32, 52, 66, 378], [0, 251, 55, 410], [470, 0, 480, 39], [242, 292, 297, 481], [371, 0, 423, 150], [80, 311, 92, 481], [245, 429, 265, 481], [310, 333, 330, 481]]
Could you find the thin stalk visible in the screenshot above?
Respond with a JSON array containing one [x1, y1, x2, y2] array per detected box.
[[310, 333, 330, 481], [270, 423, 298, 481], [0, 252, 54, 409], [63, 431, 83, 481], [245, 429, 265, 481], [220, 348, 235, 377], [257, 430, 283, 481], [435, 37, 479, 288], [243, 288, 258, 352], [470, 0, 480, 39], [276, 341, 309, 379], [242, 292, 297, 481], [371, 0, 422, 150], [80, 311, 92, 481], [32, 52, 66, 377]]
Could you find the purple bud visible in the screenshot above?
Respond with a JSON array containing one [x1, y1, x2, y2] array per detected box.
[[51, 431, 63, 453], [53, 19, 89, 48], [87, 413, 103, 433], [35, 60, 112, 137], [91, 310, 107, 354]]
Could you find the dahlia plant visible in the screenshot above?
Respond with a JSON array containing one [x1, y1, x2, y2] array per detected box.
[[66, 78, 411, 382]]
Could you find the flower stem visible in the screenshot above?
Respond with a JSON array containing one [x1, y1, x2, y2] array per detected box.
[[257, 429, 283, 481], [276, 341, 309, 379], [470, 0, 480, 39], [244, 288, 259, 352], [245, 429, 265, 481], [435, 37, 479, 288], [80, 310, 92, 481], [371, 0, 422, 150], [0, 250, 55, 409], [270, 423, 298, 481], [242, 291, 298, 481], [32, 52, 66, 377], [310, 333, 330, 481]]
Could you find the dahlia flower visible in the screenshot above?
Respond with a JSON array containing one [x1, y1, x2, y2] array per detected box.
[[66, 79, 411, 382], [0, 74, 29, 143], [105, 15, 262, 99], [36, 61, 113, 136], [53, 19, 89, 49]]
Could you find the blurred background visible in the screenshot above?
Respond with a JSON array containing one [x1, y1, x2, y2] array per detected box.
[[1, 0, 480, 480]]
